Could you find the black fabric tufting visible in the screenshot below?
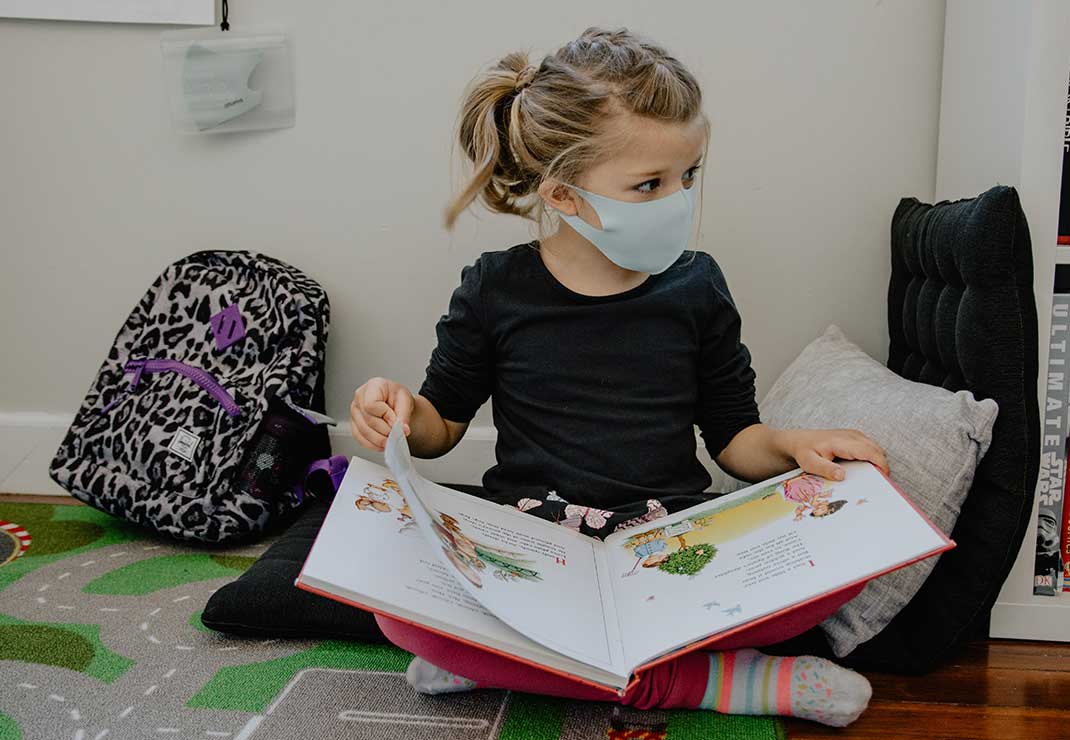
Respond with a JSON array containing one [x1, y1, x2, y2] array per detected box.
[[201, 497, 388, 641], [854, 185, 1039, 672], [767, 185, 1040, 673]]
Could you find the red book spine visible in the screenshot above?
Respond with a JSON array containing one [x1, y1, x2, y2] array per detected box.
[[1060, 71, 1070, 240], [1062, 435, 1070, 591]]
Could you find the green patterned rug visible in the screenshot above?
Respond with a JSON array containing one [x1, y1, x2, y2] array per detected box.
[[0, 500, 786, 740]]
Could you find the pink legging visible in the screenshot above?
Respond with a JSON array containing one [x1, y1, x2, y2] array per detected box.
[[375, 581, 861, 710]]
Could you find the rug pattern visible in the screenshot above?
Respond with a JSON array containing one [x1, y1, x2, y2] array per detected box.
[[0, 501, 785, 740]]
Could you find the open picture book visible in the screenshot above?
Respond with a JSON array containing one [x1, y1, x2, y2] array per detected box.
[[295, 423, 955, 695]]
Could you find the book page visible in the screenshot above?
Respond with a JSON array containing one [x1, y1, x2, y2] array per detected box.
[[298, 455, 514, 633], [296, 454, 630, 689], [384, 424, 626, 676], [602, 461, 952, 670]]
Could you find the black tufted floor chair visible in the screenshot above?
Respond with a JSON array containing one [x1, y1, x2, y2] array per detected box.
[[766, 184, 1040, 673]]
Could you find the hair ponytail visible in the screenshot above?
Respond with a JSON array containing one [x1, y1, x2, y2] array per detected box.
[[443, 52, 541, 229]]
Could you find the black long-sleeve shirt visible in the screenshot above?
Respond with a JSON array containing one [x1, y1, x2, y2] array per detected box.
[[419, 241, 761, 514]]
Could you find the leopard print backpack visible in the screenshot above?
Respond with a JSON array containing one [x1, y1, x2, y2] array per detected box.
[[49, 250, 348, 544]]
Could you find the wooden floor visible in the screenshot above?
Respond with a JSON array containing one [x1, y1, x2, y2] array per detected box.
[[783, 639, 1070, 739], [1, 493, 84, 505], [4, 494, 1068, 739]]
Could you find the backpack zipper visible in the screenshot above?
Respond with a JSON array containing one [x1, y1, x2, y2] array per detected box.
[[122, 359, 241, 417]]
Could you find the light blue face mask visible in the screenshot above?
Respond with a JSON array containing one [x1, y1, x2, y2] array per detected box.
[[556, 183, 698, 274]]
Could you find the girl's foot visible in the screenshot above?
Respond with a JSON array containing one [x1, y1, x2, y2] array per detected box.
[[405, 656, 479, 695], [700, 648, 872, 727]]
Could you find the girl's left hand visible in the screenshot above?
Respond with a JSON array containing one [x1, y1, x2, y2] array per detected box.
[[782, 428, 890, 481]]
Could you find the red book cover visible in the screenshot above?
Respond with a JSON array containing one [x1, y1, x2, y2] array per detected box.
[[293, 444, 954, 692]]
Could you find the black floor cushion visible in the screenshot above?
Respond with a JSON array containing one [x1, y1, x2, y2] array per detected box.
[[200, 497, 388, 642], [769, 185, 1040, 673]]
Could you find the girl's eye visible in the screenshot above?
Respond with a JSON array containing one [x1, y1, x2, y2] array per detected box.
[[633, 165, 701, 194], [635, 178, 660, 194]]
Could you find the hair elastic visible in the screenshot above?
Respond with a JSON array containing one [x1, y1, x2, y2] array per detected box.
[[514, 65, 537, 92]]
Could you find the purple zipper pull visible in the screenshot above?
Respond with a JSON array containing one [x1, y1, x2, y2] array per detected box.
[[100, 361, 143, 414], [99, 388, 130, 415], [125, 359, 147, 390]]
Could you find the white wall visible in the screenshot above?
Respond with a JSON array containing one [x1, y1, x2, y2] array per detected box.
[[0, 1, 946, 490]]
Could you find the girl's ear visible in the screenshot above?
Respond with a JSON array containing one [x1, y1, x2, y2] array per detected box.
[[538, 179, 579, 216]]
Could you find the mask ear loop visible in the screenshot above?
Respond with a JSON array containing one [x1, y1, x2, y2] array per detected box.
[[555, 185, 599, 230], [220, 0, 229, 31]]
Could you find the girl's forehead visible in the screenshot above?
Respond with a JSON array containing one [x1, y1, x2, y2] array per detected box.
[[603, 114, 707, 173]]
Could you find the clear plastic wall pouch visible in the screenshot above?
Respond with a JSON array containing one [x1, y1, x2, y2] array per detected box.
[[161, 25, 294, 134]]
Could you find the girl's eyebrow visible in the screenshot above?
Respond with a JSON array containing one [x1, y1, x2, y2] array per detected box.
[[628, 155, 704, 179]]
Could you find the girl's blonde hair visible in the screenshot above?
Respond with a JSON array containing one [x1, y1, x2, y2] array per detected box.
[[444, 26, 708, 231]]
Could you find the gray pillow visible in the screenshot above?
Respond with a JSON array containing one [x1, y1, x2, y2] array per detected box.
[[752, 323, 999, 657]]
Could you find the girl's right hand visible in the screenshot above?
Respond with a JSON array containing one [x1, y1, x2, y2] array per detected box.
[[351, 377, 414, 452]]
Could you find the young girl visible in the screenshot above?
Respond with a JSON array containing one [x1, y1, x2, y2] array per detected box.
[[351, 26, 889, 728]]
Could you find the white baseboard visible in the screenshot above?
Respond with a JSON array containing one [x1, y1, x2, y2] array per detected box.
[[0, 412, 74, 428], [991, 601, 1070, 641], [0, 413, 74, 496], [0, 411, 741, 495]]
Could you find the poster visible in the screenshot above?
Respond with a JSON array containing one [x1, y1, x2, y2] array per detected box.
[[0, 0, 214, 24]]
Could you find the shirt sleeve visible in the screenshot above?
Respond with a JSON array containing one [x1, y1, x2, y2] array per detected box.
[[418, 256, 493, 423], [695, 256, 761, 459]]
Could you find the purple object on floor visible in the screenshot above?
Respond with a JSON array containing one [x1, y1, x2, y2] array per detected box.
[[210, 303, 247, 350], [294, 455, 349, 503]]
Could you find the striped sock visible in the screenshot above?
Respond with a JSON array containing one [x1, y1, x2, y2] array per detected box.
[[696, 648, 872, 727]]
